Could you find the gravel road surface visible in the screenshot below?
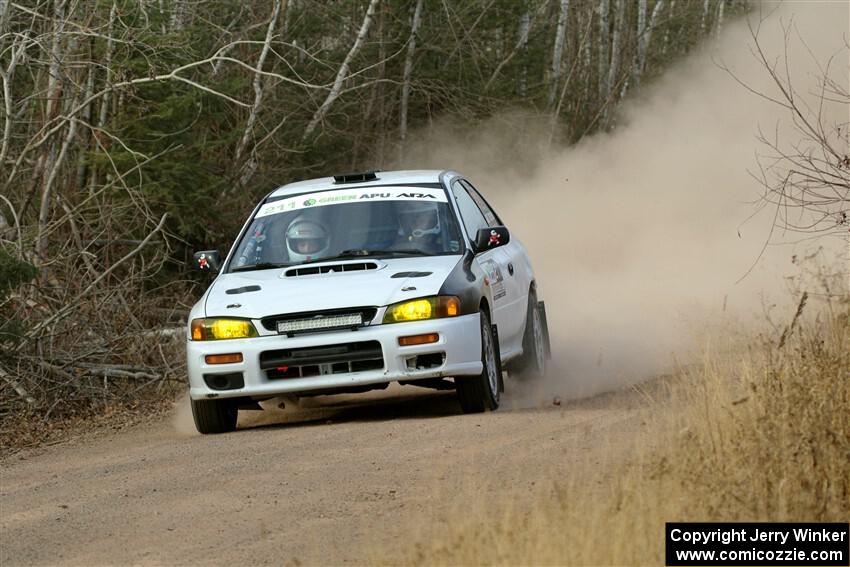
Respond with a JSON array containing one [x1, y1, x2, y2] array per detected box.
[[1, 384, 651, 565]]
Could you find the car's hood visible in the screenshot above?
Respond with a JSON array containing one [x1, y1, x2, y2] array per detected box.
[[203, 255, 462, 319]]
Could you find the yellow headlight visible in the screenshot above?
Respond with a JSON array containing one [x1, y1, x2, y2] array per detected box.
[[190, 318, 259, 340], [392, 299, 432, 321], [383, 296, 460, 323]]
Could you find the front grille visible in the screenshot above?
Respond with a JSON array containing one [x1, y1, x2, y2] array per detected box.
[[284, 262, 378, 277], [261, 341, 384, 380], [261, 307, 377, 333]]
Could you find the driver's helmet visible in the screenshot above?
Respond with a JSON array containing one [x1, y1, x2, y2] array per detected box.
[[286, 216, 330, 262], [398, 201, 441, 239]]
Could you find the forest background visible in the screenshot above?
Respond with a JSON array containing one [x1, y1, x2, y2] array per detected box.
[[0, 0, 754, 433]]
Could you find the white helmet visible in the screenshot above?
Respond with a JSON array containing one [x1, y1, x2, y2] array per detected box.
[[398, 201, 440, 238], [286, 217, 330, 262]]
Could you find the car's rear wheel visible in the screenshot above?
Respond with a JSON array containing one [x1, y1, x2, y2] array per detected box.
[[456, 309, 500, 413], [191, 397, 238, 434], [515, 288, 546, 379]]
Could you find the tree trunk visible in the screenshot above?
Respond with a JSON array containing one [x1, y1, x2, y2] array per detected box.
[[715, 0, 725, 37], [662, 0, 676, 55], [33, 0, 69, 262], [37, 105, 79, 261], [233, 0, 285, 180], [547, 0, 570, 109], [632, 0, 647, 90], [0, 32, 28, 168], [623, 0, 663, 97], [516, 7, 530, 97], [597, 0, 610, 102], [302, 0, 381, 140], [169, 0, 189, 32], [74, 54, 95, 192], [399, 0, 425, 146], [606, 0, 624, 103], [283, 0, 296, 36], [581, 4, 592, 103], [0, 0, 11, 33], [90, 1, 117, 196]]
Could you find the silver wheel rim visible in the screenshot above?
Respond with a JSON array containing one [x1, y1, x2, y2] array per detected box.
[[532, 306, 545, 372], [483, 322, 499, 396]]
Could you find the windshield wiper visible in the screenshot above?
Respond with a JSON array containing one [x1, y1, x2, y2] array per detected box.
[[301, 249, 429, 264], [230, 262, 288, 272]]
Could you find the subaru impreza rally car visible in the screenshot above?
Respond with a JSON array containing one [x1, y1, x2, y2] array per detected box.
[[187, 170, 549, 433]]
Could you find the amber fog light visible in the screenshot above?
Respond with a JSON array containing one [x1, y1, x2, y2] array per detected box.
[[398, 333, 439, 347], [205, 353, 244, 365]]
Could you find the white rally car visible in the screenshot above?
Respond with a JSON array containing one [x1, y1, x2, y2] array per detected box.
[[187, 170, 549, 433]]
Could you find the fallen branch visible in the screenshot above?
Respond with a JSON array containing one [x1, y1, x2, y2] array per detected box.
[[22, 213, 169, 344], [87, 368, 159, 380], [0, 365, 36, 404]]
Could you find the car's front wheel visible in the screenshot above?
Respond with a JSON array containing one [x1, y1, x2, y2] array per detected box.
[[191, 397, 238, 434], [456, 309, 500, 413]]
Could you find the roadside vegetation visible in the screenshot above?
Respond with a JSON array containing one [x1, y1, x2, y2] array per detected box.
[[402, 296, 850, 565]]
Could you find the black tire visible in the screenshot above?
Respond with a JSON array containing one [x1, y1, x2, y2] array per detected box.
[[456, 309, 500, 413], [191, 397, 238, 434], [515, 288, 546, 379]]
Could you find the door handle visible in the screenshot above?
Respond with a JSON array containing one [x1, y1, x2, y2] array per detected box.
[[507, 263, 514, 276]]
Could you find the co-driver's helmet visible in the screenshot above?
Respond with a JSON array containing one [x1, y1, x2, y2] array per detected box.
[[286, 216, 330, 262], [398, 201, 441, 239]]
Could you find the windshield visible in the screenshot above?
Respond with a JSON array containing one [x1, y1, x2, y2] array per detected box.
[[229, 186, 464, 271]]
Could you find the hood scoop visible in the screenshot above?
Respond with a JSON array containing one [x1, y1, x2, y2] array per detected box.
[[391, 271, 432, 278], [284, 261, 379, 278]]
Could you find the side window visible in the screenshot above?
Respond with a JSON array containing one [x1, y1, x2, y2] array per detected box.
[[452, 181, 489, 241], [462, 180, 501, 227]]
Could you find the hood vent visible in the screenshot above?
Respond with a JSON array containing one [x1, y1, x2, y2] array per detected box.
[[284, 262, 378, 278]]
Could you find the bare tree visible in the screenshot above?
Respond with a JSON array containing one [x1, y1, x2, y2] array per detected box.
[[715, 0, 725, 37], [234, 0, 286, 189], [605, 0, 625, 105], [399, 0, 425, 146], [632, 0, 665, 90], [303, 0, 381, 140], [727, 19, 849, 290], [597, 0, 610, 100], [547, 0, 571, 109], [516, 6, 530, 97], [700, 0, 710, 34]]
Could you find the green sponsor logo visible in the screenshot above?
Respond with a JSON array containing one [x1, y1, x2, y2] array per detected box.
[[303, 198, 317, 206], [319, 195, 357, 203]]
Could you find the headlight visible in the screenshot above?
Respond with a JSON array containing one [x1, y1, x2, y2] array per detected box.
[[383, 296, 460, 323], [190, 318, 259, 340]]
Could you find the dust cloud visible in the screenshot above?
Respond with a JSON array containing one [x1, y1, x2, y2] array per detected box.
[[398, 2, 849, 404], [171, 393, 199, 436]]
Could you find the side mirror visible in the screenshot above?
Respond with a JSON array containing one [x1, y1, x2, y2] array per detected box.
[[193, 250, 222, 272], [474, 226, 510, 253]]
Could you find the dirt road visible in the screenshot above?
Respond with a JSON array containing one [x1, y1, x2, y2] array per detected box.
[[1, 384, 652, 566]]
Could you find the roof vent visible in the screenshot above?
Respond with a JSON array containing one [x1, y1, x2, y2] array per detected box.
[[333, 171, 379, 184]]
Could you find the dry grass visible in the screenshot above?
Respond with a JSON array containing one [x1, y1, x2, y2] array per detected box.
[[400, 302, 850, 566]]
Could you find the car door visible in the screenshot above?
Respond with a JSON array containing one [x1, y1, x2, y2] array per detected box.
[[450, 180, 516, 356], [461, 180, 528, 355]]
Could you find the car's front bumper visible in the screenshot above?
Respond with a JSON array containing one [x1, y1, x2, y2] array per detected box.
[[186, 313, 482, 400]]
